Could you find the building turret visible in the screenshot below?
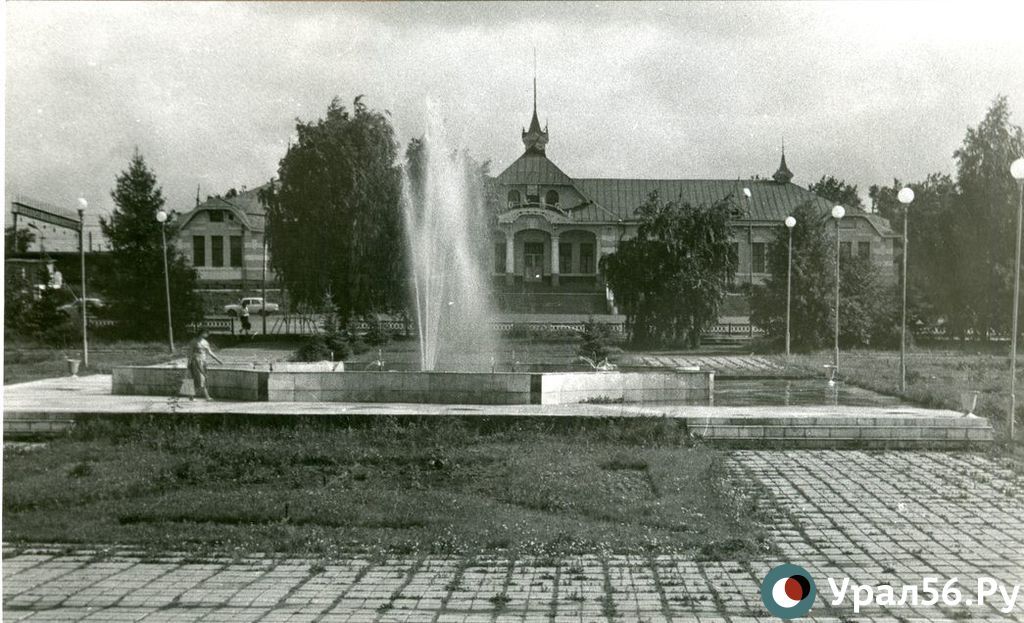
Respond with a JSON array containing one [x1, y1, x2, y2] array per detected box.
[[521, 77, 548, 155], [773, 145, 793, 184]]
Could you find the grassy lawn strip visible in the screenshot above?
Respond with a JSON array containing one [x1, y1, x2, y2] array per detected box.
[[4, 337, 177, 385], [775, 349, 1020, 440], [3, 418, 772, 559]]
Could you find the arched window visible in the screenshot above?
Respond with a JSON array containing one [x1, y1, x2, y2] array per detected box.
[[545, 190, 559, 207], [507, 190, 521, 206]]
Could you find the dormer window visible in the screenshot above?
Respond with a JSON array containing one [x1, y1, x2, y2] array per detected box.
[[209, 210, 224, 222], [526, 185, 540, 204], [545, 190, 559, 207], [507, 190, 521, 207]]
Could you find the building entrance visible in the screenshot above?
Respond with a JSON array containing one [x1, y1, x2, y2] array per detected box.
[[523, 242, 544, 281]]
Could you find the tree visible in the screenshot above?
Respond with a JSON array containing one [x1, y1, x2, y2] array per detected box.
[[602, 191, 735, 347], [99, 150, 202, 339], [750, 201, 898, 350], [261, 97, 404, 320], [869, 173, 957, 326], [809, 175, 864, 211], [950, 95, 1024, 339], [750, 202, 835, 350], [5, 226, 35, 255]]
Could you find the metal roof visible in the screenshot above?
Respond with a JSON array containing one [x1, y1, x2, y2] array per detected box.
[[495, 153, 574, 186], [567, 177, 894, 236]]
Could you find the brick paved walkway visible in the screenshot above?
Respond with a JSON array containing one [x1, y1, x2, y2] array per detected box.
[[5, 451, 1022, 621]]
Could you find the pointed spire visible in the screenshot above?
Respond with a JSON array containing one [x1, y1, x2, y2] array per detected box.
[[773, 141, 793, 184], [533, 47, 537, 113], [521, 50, 549, 155]]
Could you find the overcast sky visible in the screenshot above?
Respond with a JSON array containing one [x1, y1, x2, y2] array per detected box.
[[6, 0, 1024, 234]]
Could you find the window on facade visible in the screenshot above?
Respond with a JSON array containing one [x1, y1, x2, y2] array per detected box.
[[507, 190, 521, 207], [752, 242, 767, 273], [193, 236, 205, 267], [209, 210, 224, 222], [494, 242, 507, 273], [858, 241, 870, 261], [230, 236, 243, 267], [211, 236, 224, 267], [559, 242, 573, 273], [579, 243, 595, 274], [840, 241, 852, 261], [526, 184, 540, 204], [546, 190, 560, 207]]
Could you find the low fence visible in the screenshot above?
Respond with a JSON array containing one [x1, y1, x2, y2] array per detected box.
[[146, 315, 772, 341]]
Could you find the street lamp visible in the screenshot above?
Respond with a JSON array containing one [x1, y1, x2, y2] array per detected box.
[[743, 187, 755, 339], [1008, 157, 1024, 442], [898, 187, 915, 393], [156, 210, 175, 353], [784, 216, 796, 357], [831, 204, 845, 379], [77, 198, 89, 368]]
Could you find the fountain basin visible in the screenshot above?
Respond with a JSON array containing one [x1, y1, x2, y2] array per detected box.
[[112, 366, 713, 405]]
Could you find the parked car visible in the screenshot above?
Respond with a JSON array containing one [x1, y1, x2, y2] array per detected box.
[[58, 297, 106, 315], [224, 297, 279, 316]]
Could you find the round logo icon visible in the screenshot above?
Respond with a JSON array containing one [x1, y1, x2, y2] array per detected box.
[[760, 563, 816, 619]]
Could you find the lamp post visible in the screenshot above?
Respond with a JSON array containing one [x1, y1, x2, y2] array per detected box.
[[77, 198, 89, 368], [156, 210, 175, 353], [831, 204, 845, 378], [261, 238, 268, 335], [1008, 157, 1024, 442], [784, 216, 796, 357], [744, 187, 754, 339], [898, 187, 915, 393]]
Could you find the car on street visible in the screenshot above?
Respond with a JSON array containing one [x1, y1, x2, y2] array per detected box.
[[58, 297, 105, 315], [223, 296, 279, 316]]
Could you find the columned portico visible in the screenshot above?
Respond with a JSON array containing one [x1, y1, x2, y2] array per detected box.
[[504, 230, 515, 286], [550, 231, 560, 287]]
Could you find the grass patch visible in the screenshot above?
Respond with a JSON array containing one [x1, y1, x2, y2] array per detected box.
[[3, 417, 773, 559], [3, 336, 178, 385], [775, 349, 1022, 442]]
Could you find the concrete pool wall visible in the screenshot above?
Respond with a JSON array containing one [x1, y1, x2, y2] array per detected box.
[[111, 365, 713, 405]]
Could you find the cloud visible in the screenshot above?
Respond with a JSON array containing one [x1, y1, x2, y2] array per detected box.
[[6, 0, 1024, 225]]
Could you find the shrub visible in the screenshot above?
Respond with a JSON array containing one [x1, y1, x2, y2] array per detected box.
[[576, 319, 611, 364], [293, 335, 332, 362], [364, 320, 391, 346]]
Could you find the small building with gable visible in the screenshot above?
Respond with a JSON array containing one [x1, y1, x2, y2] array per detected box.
[[174, 186, 271, 288]]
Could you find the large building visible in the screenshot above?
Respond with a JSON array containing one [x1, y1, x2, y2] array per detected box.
[[174, 96, 898, 322], [489, 94, 898, 316]]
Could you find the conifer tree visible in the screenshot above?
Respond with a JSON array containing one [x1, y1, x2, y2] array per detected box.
[[100, 149, 202, 339]]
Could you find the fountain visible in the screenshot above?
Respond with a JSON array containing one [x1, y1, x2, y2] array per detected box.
[[401, 104, 497, 371]]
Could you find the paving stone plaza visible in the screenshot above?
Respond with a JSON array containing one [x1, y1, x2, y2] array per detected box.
[[4, 450, 1022, 622]]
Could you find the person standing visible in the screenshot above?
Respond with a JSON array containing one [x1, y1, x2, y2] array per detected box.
[[187, 330, 223, 400], [240, 302, 252, 337]]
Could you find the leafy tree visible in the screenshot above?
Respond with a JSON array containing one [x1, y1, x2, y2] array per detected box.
[[751, 201, 898, 350], [5, 226, 35, 255], [602, 191, 734, 347], [809, 175, 864, 211], [949, 95, 1024, 339], [869, 173, 957, 326], [750, 202, 835, 350], [261, 97, 404, 320], [99, 150, 203, 339]]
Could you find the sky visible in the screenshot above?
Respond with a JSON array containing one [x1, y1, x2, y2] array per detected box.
[[5, 1, 1024, 238]]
